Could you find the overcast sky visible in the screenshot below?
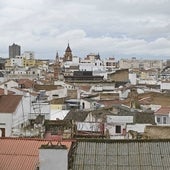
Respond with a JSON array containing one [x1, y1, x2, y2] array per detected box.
[[0, 0, 170, 60]]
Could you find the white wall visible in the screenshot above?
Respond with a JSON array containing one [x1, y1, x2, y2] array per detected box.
[[79, 59, 105, 72], [0, 77, 5, 83], [54, 81, 74, 89], [0, 80, 18, 90], [80, 99, 91, 110], [93, 71, 107, 79], [119, 90, 130, 99], [129, 73, 137, 85], [105, 115, 133, 139], [0, 95, 32, 137], [85, 113, 95, 122], [23, 51, 35, 59], [161, 82, 170, 90], [138, 80, 158, 85], [30, 102, 50, 119], [39, 148, 68, 170], [127, 124, 151, 133], [105, 123, 126, 139], [12, 97, 28, 128], [0, 113, 12, 137], [79, 62, 93, 71], [10, 56, 23, 67], [155, 114, 170, 125], [13, 70, 27, 75], [72, 56, 80, 64], [46, 88, 67, 100], [50, 108, 69, 120], [76, 122, 101, 132], [119, 59, 163, 69]]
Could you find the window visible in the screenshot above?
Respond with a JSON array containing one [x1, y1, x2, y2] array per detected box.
[[115, 125, 121, 133], [157, 117, 161, 123], [0, 128, 5, 137], [163, 117, 167, 124], [82, 102, 85, 109]]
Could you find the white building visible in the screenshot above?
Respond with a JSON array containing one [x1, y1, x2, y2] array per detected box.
[[160, 81, 170, 91], [10, 55, 24, 67], [30, 102, 50, 120], [11, 67, 27, 75], [80, 53, 106, 71], [103, 57, 118, 71], [62, 56, 80, 68], [39, 143, 68, 170], [106, 115, 133, 139], [154, 106, 170, 125], [79, 53, 107, 79], [0, 80, 19, 93], [0, 95, 27, 137], [50, 104, 69, 120], [79, 58, 105, 72], [119, 58, 163, 70], [7, 66, 41, 80], [22, 51, 35, 59], [129, 72, 137, 85], [0, 71, 5, 83], [80, 98, 101, 110], [46, 87, 67, 100]]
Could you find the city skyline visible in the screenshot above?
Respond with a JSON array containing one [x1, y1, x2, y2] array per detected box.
[[0, 0, 170, 60]]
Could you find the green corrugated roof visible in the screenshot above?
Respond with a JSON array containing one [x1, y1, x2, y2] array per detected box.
[[70, 139, 170, 170]]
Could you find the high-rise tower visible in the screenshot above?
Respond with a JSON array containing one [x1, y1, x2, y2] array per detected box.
[[9, 43, 21, 58]]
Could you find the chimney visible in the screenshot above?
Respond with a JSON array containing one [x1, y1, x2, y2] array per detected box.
[[39, 141, 68, 170], [4, 84, 8, 95]]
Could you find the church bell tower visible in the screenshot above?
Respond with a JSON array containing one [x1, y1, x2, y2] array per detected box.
[[63, 43, 73, 62]]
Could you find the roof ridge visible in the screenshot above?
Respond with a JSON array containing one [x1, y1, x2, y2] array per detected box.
[[0, 137, 74, 142]]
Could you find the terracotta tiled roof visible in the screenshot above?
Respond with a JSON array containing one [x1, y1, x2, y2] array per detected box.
[[140, 68, 157, 73], [161, 80, 170, 83], [0, 88, 15, 95], [0, 138, 72, 170], [128, 92, 170, 106], [79, 85, 91, 92], [33, 84, 63, 91], [18, 79, 34, 88], [138, 96, 152, 105], [154, 106, 170, 115], [0, 95, 22, 113]]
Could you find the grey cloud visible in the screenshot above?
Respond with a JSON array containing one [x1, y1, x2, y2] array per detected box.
[[0, 0, 170, 59]]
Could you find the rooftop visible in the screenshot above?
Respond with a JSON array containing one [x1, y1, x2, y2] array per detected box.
[[0, 137, 72, 170], [64, 110, 89, 122], [0, 95, 22, 113], [18, 79, 34, 89], [33, 84, 63, 91], [70, 139, 170, 170], [154, 106, 170, 115], [0, 88, 14, 95]]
